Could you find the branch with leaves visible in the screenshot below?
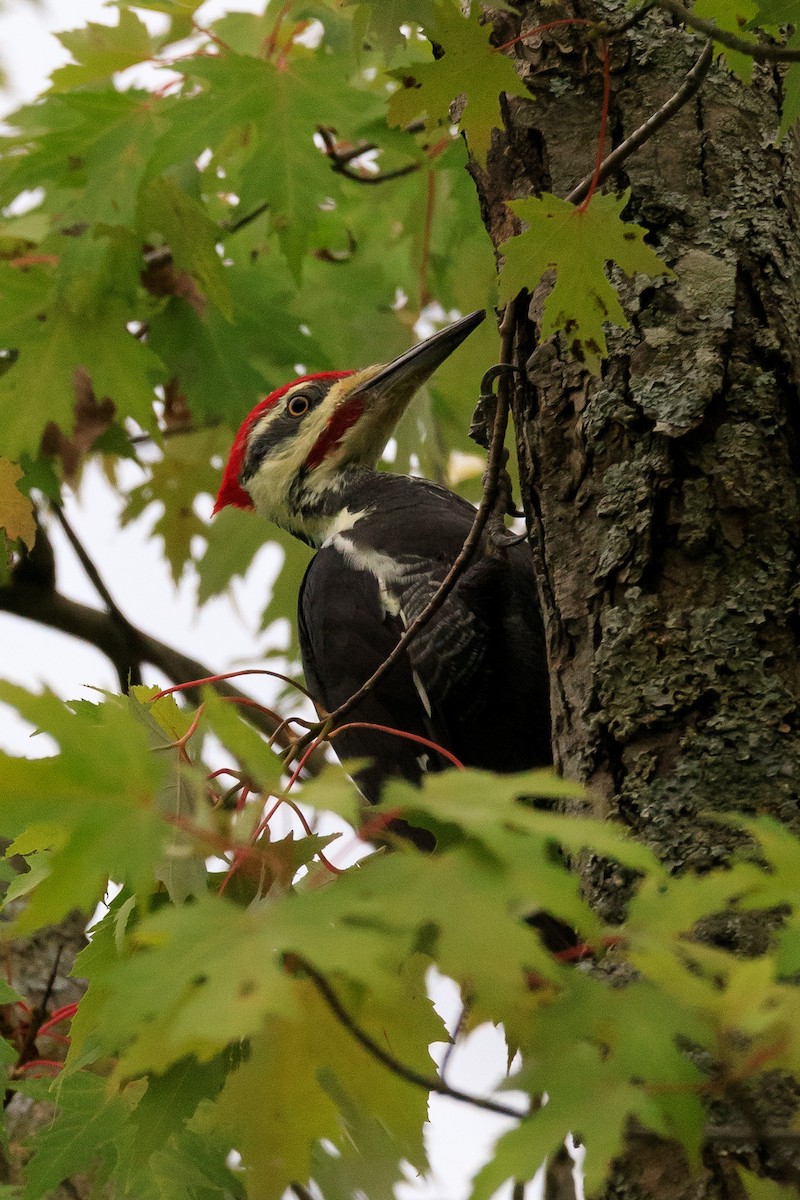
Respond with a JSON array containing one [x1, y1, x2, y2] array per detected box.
[[656, 0, 800, 62]]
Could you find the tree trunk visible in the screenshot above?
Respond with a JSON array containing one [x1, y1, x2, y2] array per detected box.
[[472, 2, 800, 1194]]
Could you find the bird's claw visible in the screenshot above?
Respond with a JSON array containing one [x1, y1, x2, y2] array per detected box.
[[469, 362, 519, 450]]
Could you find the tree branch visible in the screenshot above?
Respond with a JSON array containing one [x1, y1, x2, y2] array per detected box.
[[317, 127, 422, 185], [566, 40, 714, 205], [224, 201, 269, 235], [50, 504, 143, 689], [657, 0, 800, 62], [0, 581, 327, 773], [290, 955, 528, 1120]]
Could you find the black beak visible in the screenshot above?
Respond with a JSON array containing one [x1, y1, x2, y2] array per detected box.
[[353, 310, 486, 400]]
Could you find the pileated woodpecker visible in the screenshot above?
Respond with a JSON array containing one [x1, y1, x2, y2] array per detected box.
[[214, 310, 551, 800]]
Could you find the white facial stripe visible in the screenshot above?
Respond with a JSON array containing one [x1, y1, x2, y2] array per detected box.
[[241, 372, 417, 542]]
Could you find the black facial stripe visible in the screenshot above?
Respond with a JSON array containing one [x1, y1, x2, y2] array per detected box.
[[240, 381, 330, 485]]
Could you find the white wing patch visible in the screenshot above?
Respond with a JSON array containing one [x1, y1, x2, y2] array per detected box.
[[412, 669, 432, 717], [330, 533, 406, 622]]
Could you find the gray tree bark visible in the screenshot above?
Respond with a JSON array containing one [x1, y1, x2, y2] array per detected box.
[[472, 2, 800, 1195]]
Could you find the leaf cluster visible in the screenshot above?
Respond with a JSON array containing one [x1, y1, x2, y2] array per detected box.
[[1, 682, 799, 1199]]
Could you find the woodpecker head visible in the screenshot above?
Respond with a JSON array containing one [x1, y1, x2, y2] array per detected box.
[[214, 309, 485, 544]]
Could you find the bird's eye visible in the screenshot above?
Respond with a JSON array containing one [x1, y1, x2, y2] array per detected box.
[[287, 393, 310, 418]]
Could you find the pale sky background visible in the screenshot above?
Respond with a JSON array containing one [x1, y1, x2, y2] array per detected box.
[[0, 4, 572, 1197]]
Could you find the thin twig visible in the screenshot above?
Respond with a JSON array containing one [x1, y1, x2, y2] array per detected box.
[[495, 3, 657, 55], [51, 506, 128, 630], [317, 127, 421, 185], [5, 948, 62, 1107], [51, 505, 143, 689], [657, 0, 800, 62], [288, 299, 522, 768], [567, 39, 713, 205], [291, 956, 528, 1120], [577, 39, 610, 213], [439, 999, 470, 1082], [225, 201, 269, 235]]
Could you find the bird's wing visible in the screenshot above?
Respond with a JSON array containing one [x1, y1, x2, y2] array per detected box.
[[297, 546, 448, 800], [382, 541, 549, 772]]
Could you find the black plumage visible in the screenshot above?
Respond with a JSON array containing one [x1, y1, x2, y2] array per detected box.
[[297, 471, 551, 802]]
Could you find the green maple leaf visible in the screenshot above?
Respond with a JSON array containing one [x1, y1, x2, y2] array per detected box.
[[122, 428, 229, 583], [377, 768, 660, 873], [112, 1053, 233, 1195], [129, 686, 209, 904], [738, 1168, 799, 1200], [70, 883, 412, 1079], [212, 968, 435, 1200], [21, 1072, 128, 1200], [0, 684, 169, 932], [519, 972, 710, 1165], [117, 0, 207, 47], [1, 90, 165, 228], [500, 190, 673, 374], [342, 1, 442, 56], [627, 859, 772, 942], [0, 289, 163, 460], [213, 1008, 341, 1200], [749, 0, 800, 18], [471, 1043, 668, 1199], [154, 48, 377, 275], [146, 265, 316, 426], [737, 817, 800, 910], [388, 6, 530, 164], [298, 844, 560, 1045], [196, 505, 276, 604], [232, 48, 382, 274], [695, 0, 760, 82], [138, 176, 232, 318], [51, 9, 155, 92]]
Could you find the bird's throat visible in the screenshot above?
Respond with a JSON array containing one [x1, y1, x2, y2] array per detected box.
[[274, 465, 375, 548]]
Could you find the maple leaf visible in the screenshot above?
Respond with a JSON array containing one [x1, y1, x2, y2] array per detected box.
[[499, 190, 673, 374], [50, 9, 155, 92], [146, 264, 314, 427], [121, 428, 229, 584], [0, 283, 163, 461], [388, 6, 530, 165], [472, 1043, 670, 1199], [154, 49, 378, 276], [138, 176, 232, 318], [1, 90, 165, 229], [0, 684, 169, 933], [212, 970, 435, 1200], [196, 505, 275, 604], [21, 1072, 128, 1199], [342, 1, 442, 57], [695, 0, 760, 82]]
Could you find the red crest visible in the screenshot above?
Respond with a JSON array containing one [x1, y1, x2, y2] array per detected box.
[[213, 372, 352, 514]]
